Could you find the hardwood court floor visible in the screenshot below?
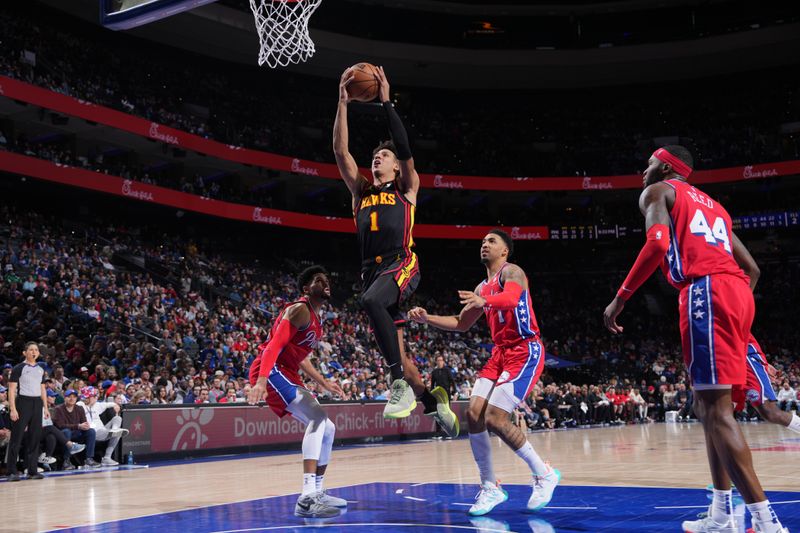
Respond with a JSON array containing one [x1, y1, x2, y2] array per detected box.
[[1, 422, 798, 532]]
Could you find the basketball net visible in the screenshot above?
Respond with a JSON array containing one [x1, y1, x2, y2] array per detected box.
[[249, 0, 322, 68]]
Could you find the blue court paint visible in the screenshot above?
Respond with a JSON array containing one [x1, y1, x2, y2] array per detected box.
[[47, 482, 800, 533]]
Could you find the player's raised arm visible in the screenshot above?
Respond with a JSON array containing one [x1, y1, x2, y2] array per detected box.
[[731, 232, 760, 291], [409, 284, 484, 332], [603, 183, 672, 333], [333, 68, 366, 201], [376, 67, 419, 202], [247, 303, 311, 404]]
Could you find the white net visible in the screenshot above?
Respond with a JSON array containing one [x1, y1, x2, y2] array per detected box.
[[249, 0, 322, 68]]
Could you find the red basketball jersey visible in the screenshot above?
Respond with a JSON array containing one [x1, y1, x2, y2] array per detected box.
[[661, 179, 748, 289], [479, 263, 540, 347], [253, 298, 322, 383]]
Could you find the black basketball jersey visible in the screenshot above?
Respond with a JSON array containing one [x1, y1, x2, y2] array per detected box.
[[354, 181, 415, 261]]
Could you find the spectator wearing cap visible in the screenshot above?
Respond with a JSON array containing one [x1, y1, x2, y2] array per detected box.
[[79, 386, 129, 466], [52, 389, 98, 470], [38, 389, 85, 466], [6, 341, 48, 481]]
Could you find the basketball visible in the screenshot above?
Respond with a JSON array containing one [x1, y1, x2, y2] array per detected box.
[[346, 62, 380, 102]]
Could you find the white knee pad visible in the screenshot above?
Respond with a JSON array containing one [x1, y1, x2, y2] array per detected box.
[[318, 419, 336, 467], [287, 390, 328, 461]]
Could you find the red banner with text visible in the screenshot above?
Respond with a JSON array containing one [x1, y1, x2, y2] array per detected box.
[[0, 152, 549, 240], [1, 75, 797, 191], [121, 402, 468, 456]]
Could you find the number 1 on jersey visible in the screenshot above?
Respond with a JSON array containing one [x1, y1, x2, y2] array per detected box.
[[369, 211, 379, 232], [689, 209, 731, 252]]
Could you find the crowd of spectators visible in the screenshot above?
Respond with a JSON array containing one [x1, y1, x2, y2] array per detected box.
[[1, 4, 799, 182], [1, 196, 799, 473]]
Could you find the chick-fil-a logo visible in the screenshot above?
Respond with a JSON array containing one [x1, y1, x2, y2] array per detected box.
[[148, 123, 179, 145], [742, 166, 778, 179], [582, 177, 613, 190], [171, 408, 214, 451], [121, 180, 154, 201], [252, 207, 282, 225], [510, 227, 544, 240], [291, 158, 320, 176], [433, 175, 463, 189]]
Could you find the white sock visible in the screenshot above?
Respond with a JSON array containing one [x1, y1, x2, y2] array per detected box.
[[787, 412, 800, 434], [302, 473, 317, 496], [469, 431, 495, 487], [711, 489, 733, 524], [515, 441, 549, 477], [746, 500, 783, 532], [316, 474, 325, 492]]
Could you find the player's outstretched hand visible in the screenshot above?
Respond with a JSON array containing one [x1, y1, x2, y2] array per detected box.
[[603, 296, 625, 334], [407, 307, 428, 323], [325, 380, 345, 398], [376, 66, 390, 103], [247, 380, 268, 405], [339, 67, 354, 104], [459, 290, 486, 312]]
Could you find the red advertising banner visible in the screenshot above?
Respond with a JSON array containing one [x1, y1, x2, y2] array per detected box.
[[0, 152, 549, 240], [2, 75, 797, 191], [121, 402, 468, 456]]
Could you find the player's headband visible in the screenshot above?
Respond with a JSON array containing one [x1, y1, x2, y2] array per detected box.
[[652, 148, 693, 178]]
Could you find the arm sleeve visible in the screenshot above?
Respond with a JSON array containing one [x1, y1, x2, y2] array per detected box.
[[616, 224, 670, 301], [382, 102, 412, 160], [482, 281, 524, 310], [257, 319, 299, 379], [9, 364, 22, 383]]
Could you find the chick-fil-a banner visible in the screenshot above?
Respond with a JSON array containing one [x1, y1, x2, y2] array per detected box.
[[2, 75, 797, 191], [120, 401, 468, 457], [0, 152, 549, 240]]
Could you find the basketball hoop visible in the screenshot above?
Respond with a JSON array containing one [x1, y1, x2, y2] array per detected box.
[[249, 0, 322, 68]]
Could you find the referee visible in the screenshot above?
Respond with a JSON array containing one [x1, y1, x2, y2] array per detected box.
[[6, 341, 48, 481]]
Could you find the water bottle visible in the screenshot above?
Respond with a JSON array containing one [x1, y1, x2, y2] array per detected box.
[[127, 451, 134, 465]]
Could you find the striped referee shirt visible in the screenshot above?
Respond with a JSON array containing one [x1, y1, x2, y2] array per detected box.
[[9, 362, 45, 397]]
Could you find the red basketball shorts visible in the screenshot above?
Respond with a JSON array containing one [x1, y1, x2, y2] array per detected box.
[[477, 338, 545, 402], [679, 273, 754, 387], [732, 335, 778, 411]]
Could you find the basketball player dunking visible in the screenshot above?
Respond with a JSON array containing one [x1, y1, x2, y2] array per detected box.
[[409, 231, 560, 517], [333, 66, 458, 436], [247, 266, 346, 519], [603, 146, 788, 533]]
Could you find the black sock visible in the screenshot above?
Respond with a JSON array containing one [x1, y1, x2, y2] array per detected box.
[[419, 390, 438, 413], [361, 276, 404, 381]]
